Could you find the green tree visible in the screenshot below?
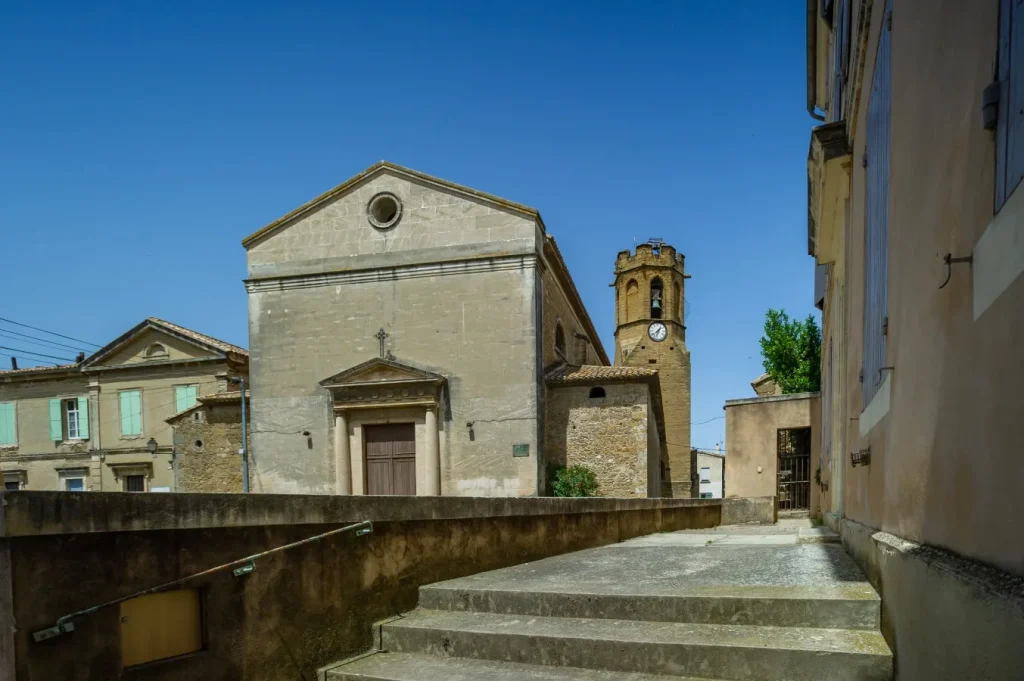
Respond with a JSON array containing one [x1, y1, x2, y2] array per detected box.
[[759, 309, 822, 394]]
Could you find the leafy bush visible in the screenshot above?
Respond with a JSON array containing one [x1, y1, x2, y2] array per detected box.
[[550, 465, 599, 497]]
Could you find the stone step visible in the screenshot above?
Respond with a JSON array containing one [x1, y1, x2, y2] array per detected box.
[[380, 610, 893, 681], [327, 652, 739, 681], [419, 582, 880, 630]]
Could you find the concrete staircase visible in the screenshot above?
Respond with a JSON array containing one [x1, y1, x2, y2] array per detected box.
[[326, 534, 893, 681]]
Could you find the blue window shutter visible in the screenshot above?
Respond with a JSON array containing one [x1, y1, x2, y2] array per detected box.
[[174, 386, 187, 413], [863, 0, 891, 409], [0, 403, 16, 446], [997, 0, 1024, 207], [49, 399, 63, 441], [77, 396, 90, 440]]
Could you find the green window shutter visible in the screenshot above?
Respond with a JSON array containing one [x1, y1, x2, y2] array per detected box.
[[174, 385, 198, 413], [120, 391, 142, 436], [0, 403, 16, 446], [77, 396, 90, 440], [49, 399, 63, 441]]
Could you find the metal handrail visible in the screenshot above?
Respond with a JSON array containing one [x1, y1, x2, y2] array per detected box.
[[32, 519, 373, 643]]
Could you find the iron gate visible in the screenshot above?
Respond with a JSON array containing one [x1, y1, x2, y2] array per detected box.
[[777, 428, 811, 510]]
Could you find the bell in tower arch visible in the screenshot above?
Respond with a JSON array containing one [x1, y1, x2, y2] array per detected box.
[[650, 278, 663, 319]]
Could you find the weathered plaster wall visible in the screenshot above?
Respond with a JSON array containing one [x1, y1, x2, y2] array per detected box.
[[0, 374, 90, 461], [839, 0, 1024, 575], [0, 492, 721, 681], [544, 383, 654, 497], [837, 517, 1024, 681], [246, 172, 542, 496], [724, 394, 820, 511]]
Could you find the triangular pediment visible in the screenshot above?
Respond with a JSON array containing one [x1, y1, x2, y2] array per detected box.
[[81, 318, 242, 369], [319, 357, 444, 388]]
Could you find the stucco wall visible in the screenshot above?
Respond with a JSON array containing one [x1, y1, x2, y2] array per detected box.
[[0, 374, 90, 459], [544, 383, 655, 498], [696, 452, 724, 498], [246, 172, 543, 496], [0, 492, 721, 681], [724, 394, 820, 515], [837, 0, 1024, 575]]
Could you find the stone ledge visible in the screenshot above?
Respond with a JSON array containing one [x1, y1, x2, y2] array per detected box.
[[0, 491, 720, 538]]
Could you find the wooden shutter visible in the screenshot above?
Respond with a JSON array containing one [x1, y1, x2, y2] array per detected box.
[[863, 0, 891, 409], [0, 403, 15, 446], [49, 399, 63, 441], [77, 396, 89, 440], [120, 391, 142, 436], [174, 385, 197, 413], [997, 0, 1024, 207]]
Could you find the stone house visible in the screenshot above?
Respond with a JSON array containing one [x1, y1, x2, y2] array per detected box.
[[0, 318, 248, 492], [166, 391, 251, 493], [241, 162, 686, 497]]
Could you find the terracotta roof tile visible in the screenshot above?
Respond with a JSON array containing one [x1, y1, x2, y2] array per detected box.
[[0, 363, 79, 377], [147, 318, 248, 357], [546, 364, 659, 385]]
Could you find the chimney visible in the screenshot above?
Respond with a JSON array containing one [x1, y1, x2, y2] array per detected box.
[[10, 357, 17, 370], [76, 352, 85, 363]]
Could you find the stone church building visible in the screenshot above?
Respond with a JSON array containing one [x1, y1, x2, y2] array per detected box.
[[242, 162, 691, 497]]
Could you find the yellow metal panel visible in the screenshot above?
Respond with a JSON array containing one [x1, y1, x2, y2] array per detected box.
[[120, 589, 202, 667]]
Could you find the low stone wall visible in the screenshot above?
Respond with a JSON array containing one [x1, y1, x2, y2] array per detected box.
[[721, 496, 776, 525], [0, 492, 721, 681], [837, 517, 1024, 681]]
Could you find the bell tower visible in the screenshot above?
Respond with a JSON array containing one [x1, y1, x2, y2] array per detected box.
[[614, 239, 692, 498]]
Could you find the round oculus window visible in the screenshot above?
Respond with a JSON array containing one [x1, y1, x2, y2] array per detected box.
[[367, 192, 402, 230]]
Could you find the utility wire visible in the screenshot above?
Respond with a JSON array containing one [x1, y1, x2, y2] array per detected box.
[[691, 415, 725, 426], [0, 329, 90, 354], [0, 353, 61, 368], [0, 317, 102, 348], [0, 345, 77, 363]]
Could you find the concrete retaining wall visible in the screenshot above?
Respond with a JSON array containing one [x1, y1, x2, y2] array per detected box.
[[721, 496, 776, 525], [836, 517, 1024, 681], [0, 492, 721, 681]]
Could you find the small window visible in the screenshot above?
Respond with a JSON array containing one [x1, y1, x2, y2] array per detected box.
[[4, 480, 19, 491], [555, 324, 566, 358], [124, 475, 146, 492], [59, 470, 87, 492], [144, 343, 168, 359], [700, 492, 713, 499], [64, 399, 80, 440], [700, 466, 711, 483], [588, 387, 606, 399]]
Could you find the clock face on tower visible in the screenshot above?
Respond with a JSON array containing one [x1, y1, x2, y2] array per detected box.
[[648, 322, 667, 342]]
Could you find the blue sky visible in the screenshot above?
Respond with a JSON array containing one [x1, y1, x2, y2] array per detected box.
[[0, 1, 816, 450]]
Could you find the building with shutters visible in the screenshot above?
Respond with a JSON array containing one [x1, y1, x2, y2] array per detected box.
[[0, 318, 248, 492], [805, 1, 1024, 677], [242, 161, 677, 497]]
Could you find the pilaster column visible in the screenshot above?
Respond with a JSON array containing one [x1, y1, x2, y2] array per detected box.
[[334, 411, 351, 495], [424, 405, 441, 496]]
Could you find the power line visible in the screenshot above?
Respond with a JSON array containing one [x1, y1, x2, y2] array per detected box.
[[691, 415, 725, 426], [0, 353, 61, 368], [0, 317, 102, 348], [0, 329, 90, 354], [0, 345, 77, 363]]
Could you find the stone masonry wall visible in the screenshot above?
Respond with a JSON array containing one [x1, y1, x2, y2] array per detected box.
[[545, 383, 651, 497], [542, 266, 602, 367], [173, 403, 253, 493]]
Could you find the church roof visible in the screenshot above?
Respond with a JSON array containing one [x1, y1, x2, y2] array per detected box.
[[546, 363, 659, 386], [82, 317, 248, 368]]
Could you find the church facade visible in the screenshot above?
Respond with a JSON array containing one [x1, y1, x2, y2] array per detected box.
[[242, 162, 688, 497]]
